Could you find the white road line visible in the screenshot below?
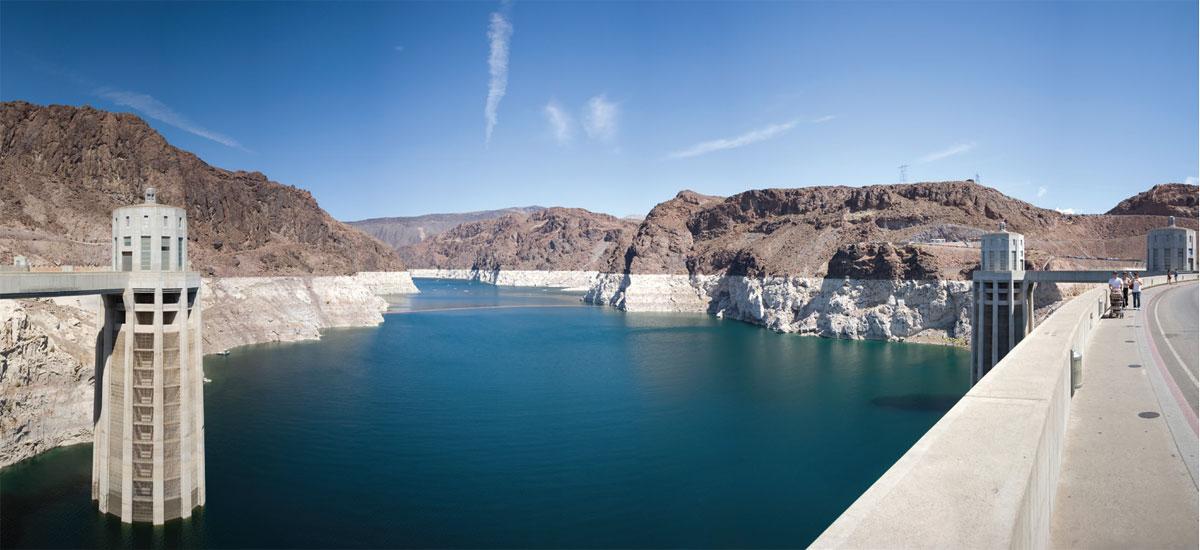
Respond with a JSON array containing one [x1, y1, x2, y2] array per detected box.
[[1152, 286, 1198, 388]]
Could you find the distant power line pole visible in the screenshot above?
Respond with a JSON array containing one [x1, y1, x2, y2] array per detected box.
[[975, 173, 981, 183], [899, 164, 909, 183]]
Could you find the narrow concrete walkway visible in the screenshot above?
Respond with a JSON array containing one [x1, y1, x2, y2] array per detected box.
[[1050, 284, 1199, 549]]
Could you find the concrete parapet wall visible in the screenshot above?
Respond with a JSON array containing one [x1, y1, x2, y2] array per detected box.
[[813, 272, 1197, 548], [813, 285, 1107, 548]]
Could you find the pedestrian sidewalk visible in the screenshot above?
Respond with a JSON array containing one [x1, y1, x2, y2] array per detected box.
[[1050, 296, 1199, 549]]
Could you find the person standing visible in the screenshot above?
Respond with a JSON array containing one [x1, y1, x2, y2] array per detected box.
[[1131, 274, 1143, 309], [1122, 272, 1131, 307], [1108, 272, 1125, 315]]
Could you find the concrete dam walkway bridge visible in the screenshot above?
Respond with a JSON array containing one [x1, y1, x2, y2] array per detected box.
[[1051, 280, 1198, 548], [0, 271, 199, 300], [0, 189, 205, 526]]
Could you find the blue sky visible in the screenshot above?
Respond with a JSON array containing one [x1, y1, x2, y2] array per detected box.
[[2, 1, 1196, 220]]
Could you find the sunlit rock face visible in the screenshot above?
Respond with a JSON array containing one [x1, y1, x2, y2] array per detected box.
[[582, 273, 971, 343], [201, 272, 419, 353], [0, 101, 407, 276], [0, 297, 98, 468]]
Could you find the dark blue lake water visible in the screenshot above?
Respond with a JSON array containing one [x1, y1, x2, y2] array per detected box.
[[1, 279, 969, 548]]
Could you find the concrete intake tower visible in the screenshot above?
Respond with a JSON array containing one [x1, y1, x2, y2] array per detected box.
[[93, 188, 206, 523]]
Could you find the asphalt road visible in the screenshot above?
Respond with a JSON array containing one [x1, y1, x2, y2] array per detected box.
[[1145, 281, 1199, 415]]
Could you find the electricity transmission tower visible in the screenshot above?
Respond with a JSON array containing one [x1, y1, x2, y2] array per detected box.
[[899, 164, 909, 183]]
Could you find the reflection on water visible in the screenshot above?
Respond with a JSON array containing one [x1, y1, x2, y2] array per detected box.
[[2, 279, 970, 549], [386, 278, 584, 313], [871, 393, 963, 413]]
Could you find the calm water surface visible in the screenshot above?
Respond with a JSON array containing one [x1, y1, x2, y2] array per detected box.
[[2, 279, 969, 548]]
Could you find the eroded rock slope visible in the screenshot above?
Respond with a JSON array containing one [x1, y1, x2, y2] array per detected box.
[[0, 101, 404, 276], [402, 207, 638, 273]]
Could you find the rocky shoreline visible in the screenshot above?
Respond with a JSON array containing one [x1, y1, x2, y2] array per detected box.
[[204, 271, 419, 353], [411, 268, 603, 291], [415, 268, 975, 345], [0, 271, 419, 468]]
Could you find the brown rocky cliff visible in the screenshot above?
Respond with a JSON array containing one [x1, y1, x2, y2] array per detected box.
[[402, 207, 638, 272], [1106, 183, 1198, 219], [627, 180, 1193, 280], [0, 101, 404, 275], [624, 190, 723, 275], [826, 242, 941, 280], [398, 180, 1194, 282], [675, 181, 1060, 278]]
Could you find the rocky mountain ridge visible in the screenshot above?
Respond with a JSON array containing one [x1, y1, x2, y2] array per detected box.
[[0, 101, 404, 276], [348, 206, 544, 260], [403, 180, 1195, 282], [1105, 183, 1198, 219], [402, 207, 639, 273]]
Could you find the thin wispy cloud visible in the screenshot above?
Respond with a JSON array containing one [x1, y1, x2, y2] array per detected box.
[[484, 11, 513, 145], [28, 58, 247, 151], [811, 115, 837, 123], [1054, 207, 1077, 215], [1036, 186, 1047, 198], [95, 87, 247, 151], [667, 120, 798, 160], [1186, 176, 1198, 186], [583, 95, 618, 141], [543, 100, 573, 144], [917, 142, 975, 164]]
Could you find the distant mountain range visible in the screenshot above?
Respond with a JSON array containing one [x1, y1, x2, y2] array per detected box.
[[348, 206, 544, 250], [389, 181, 1198, 280], [399, 207, 639, 272]]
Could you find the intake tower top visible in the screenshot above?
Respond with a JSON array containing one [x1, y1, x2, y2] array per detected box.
[[111, 188, 188, 272]]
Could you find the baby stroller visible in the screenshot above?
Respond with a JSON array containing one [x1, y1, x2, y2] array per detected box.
[[1108, 288, 1126, 318]]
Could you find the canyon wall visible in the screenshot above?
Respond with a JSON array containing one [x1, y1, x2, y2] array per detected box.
[[202, 272, 418, 353], [0, 272, 418, 468], [400, 207, 636, 274], [1, 101, 406, 275], [585, 273, 972, 343], [0, 297, 99, 467]]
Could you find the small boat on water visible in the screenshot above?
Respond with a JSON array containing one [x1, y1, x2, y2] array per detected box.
[[216, 350, 230, 356], [203, 377, 213, 383]]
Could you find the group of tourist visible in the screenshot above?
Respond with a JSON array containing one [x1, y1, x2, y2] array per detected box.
[[1108, 271, 1144, 309]]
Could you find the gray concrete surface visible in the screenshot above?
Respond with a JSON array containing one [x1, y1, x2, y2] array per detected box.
[[1050, 282, 1199, 549], [0, 271, 201, 299], [1145, 282, 1199, 414], [1026, 269, 1146, 283]]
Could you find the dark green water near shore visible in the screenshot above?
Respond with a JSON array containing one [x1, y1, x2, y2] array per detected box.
[[2, 279, 969, 548]]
